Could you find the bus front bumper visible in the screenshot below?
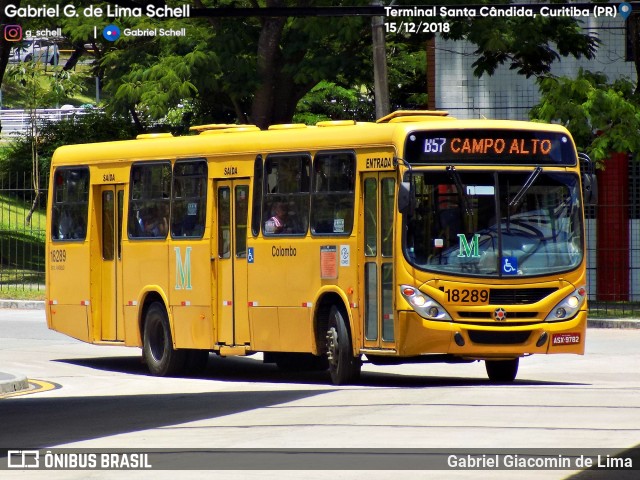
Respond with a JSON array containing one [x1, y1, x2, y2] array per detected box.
[[396, 310, 587, 359]]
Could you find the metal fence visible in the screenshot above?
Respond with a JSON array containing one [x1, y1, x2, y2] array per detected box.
[[0, 107, 93, 138], [0, 172, 47, 293]]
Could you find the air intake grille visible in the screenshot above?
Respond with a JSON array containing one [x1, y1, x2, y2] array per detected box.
[[467, 330, 531, 345], [489, 288, 557, 305]]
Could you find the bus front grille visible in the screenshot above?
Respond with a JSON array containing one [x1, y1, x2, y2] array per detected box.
[[489, 288, 557, 305]]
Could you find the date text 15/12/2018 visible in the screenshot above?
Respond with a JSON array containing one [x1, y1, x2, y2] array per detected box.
[[385, 21, 451, 34]]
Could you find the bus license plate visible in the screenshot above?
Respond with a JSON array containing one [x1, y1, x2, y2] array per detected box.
[[442, 286, 489, 305], [552, 333, 581, 345]]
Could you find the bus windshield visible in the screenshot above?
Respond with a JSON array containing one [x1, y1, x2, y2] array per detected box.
[[404, 170, 584, 277]]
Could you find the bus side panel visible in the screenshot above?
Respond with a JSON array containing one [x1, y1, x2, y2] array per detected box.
[[48, 305, 90, 342], [121, 241, 170, 340], [247, 241, 313, 351], [249, 307, 280, 351], [123, 306, 141, 347], [277, 307, 313, 352], [172, 307, 213, 349], [47, 243, 92, 342], [169, 242, 214, 349]]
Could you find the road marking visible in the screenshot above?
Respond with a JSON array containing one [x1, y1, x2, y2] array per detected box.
[[0, 379, 61, 398]]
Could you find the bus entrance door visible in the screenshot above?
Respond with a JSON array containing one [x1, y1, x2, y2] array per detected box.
[[214, 180, 251, 348], [98, 185, 125, 341], [362, 173, 397, 351]]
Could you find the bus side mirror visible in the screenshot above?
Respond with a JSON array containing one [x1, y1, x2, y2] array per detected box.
[[578, 152, 597, 206], [398, 181, 415, 215], [582, 173, 598, 206]]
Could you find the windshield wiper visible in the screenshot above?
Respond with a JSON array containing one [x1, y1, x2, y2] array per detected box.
[[447, 166, 472, 216], [509, 166, 542, 209]]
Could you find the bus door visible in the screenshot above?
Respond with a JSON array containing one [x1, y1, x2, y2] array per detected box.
[[362, 173, 397, 351], [214, 179, 251, 347], [98, 185, 125, 341]]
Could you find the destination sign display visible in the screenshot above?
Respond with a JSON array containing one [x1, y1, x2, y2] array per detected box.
[[404, 130, 576, 166]]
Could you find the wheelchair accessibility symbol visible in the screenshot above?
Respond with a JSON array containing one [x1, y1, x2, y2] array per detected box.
[[248, 247, 254, 263], [502, 256, 518, 275]]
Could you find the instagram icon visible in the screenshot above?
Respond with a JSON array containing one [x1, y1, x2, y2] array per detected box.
[[4, 24, 22, 41]]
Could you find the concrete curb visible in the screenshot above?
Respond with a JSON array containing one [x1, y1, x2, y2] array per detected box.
[[587, 318, 640, 329], [0, 371, 29, 395], [0, 300, 45, 310]]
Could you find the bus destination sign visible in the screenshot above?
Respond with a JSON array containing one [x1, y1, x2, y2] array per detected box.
[[404, 129, 576, 166]]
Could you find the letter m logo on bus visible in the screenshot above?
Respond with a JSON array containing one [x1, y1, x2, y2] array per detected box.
[[174, 246, 193, 290], [457, 234, 481, 258]]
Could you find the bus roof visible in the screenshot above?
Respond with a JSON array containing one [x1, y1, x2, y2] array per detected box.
[[51, 112, 573, 166]]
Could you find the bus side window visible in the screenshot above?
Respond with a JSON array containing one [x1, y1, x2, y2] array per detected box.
[[51, 167, 89, 241], [263, 154, 310, 235], [128, 162, 171, 239], [171, 159, 207, 238], [311, 151, 355, 235]]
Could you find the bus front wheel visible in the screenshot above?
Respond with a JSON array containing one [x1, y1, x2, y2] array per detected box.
[[142, 302, 186, 376], [326, 305, 361, 385], [485, 358, 519, 382]]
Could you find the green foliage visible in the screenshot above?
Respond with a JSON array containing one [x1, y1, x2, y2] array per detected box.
[[3, 63, 87, 110], [530, 70, 640, 167], [294, 81, 375, 124]]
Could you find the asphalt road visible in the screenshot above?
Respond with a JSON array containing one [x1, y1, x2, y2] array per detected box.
[[0, 309, 639, 480]]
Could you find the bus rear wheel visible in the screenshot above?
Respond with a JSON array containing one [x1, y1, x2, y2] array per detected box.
[[485, 358, 519, 382], [142, 302, 186, 376], [326, 305, 361, 385]]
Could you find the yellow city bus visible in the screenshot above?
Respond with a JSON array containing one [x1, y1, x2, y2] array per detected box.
[[45, 111, 596, 384]]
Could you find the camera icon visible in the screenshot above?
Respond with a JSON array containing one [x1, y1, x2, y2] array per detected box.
[[4, 24, 23, 42]]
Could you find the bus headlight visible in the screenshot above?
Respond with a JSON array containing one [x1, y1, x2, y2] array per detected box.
[[545, 286, 587, 322], [401, 285, 452, 321]]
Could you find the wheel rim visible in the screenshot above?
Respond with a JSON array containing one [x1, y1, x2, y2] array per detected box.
[[326, 326, 340, 372]]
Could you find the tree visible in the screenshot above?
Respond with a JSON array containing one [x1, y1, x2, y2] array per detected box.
[[0, 0, 603, 132], [529, 69, 640, 166], [3, 62, 86, 222]]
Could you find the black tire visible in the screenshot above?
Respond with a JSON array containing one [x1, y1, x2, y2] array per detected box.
[[142, 302, 186, 376], [326, 305, 361, 385], [485, 358, 519, 382]]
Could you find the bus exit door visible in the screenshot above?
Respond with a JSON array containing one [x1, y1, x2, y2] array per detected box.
[[362, 173, 397, 351], [97, 184, 125, 341], [214, 180, 251, 347]]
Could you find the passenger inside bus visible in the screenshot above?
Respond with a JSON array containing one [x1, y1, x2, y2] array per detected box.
[[265, 202, 288, 234]]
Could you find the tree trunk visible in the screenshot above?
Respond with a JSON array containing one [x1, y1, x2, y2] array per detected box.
[[251, 7, 286, 129], [63, 44, 87, 71]]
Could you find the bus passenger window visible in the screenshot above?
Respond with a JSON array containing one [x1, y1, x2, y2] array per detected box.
[[171, 159, 207, 238], [51, 168, 89, 241], [128, 162, 171, 239], [263, 154, 310, 235], [311, 152, 355, 236]]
